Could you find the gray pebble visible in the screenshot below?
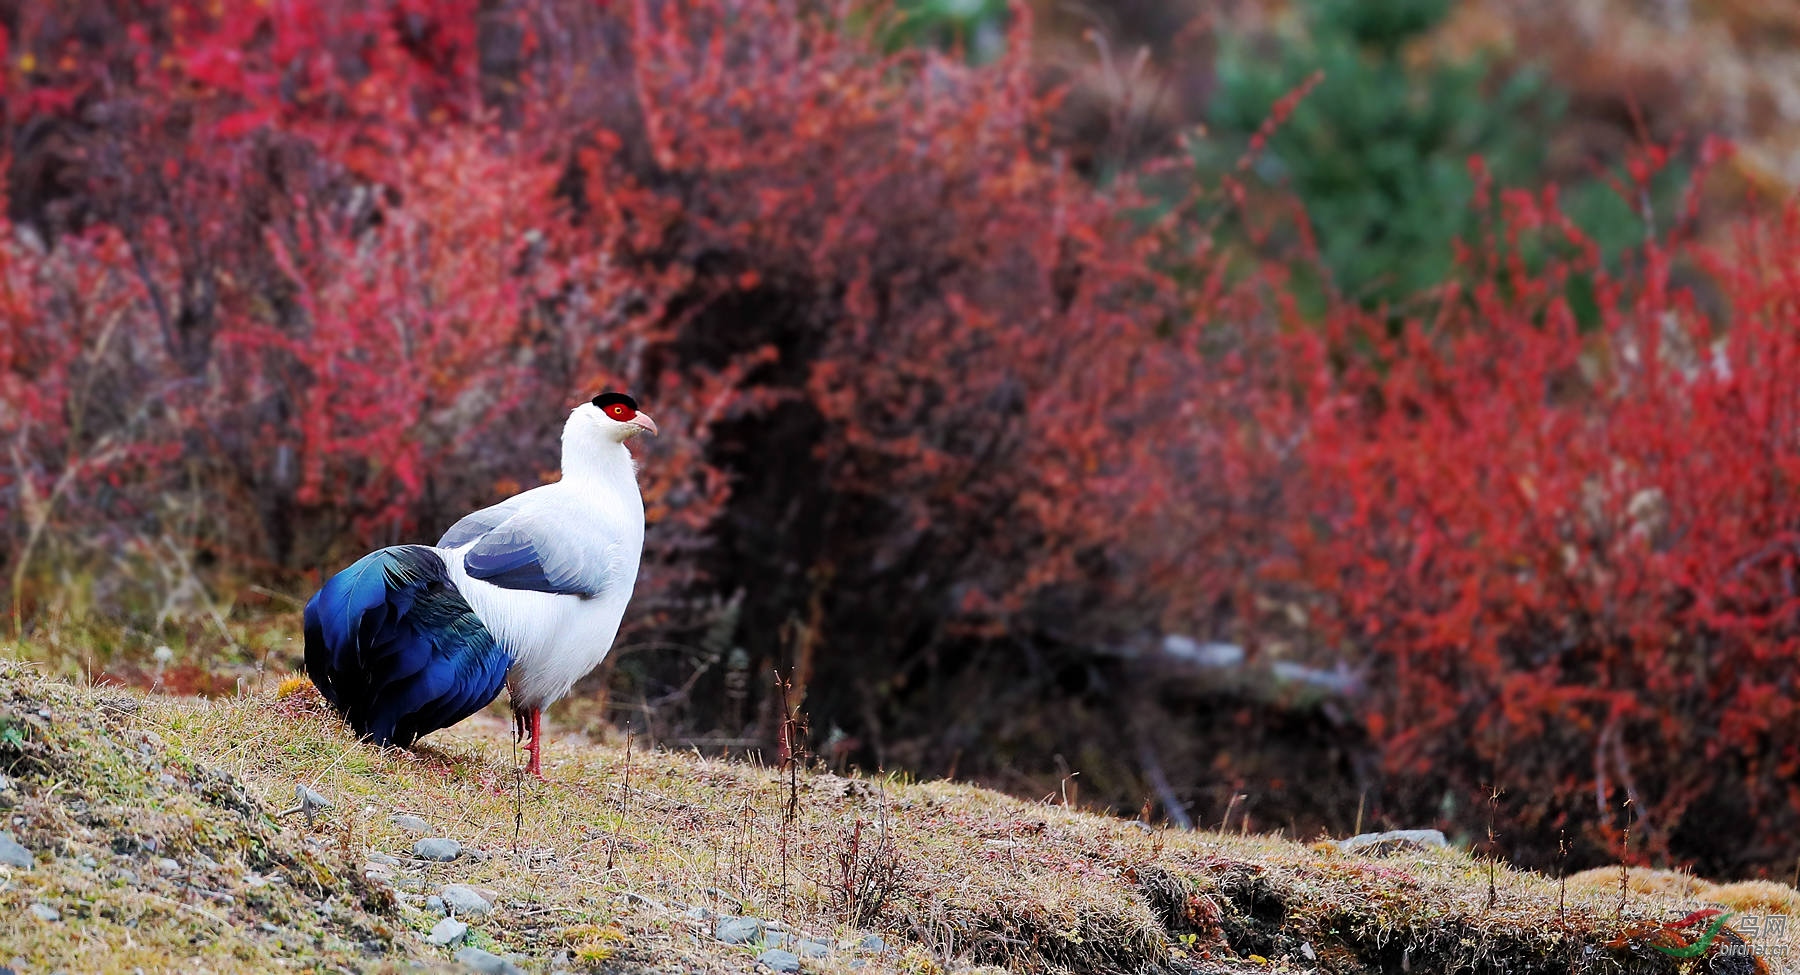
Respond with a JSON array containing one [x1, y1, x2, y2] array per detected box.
[[452, 946, 524, 975], [114, 869, 138, 885], [797, 940, 830, 959], [76, 854, 98, 870], [367, 852, 403, 867], [392, 814, 431, 834], [685, 905, 716, 922], [715, 916, 764, 944], [426, 895, 446, 914], [440, 885, 493, 916], [155, 858, 181, 875], [158, 774, 178, 786], [425, 916, 468, 947], [857, 934, 888, 954], [756, 948, 800, 972], [259, 922, 280, 934], [413, 837, 461, 861], [0, 833, 33, 870], [29, 903, 60, 922]]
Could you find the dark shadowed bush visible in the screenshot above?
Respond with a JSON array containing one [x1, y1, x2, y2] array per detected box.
[[0, 0, 1216, 787]]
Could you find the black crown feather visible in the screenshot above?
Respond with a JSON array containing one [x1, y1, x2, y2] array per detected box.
[[591, 391, 638, 410]]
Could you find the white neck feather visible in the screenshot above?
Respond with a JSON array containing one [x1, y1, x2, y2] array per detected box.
[[559, 414, 639, 490]]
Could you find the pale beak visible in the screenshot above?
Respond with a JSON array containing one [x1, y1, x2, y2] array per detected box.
[[628, 412, 659, 437]]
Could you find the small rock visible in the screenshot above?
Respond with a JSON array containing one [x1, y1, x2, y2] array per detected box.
[[413, 837, 461, 862], [367, 852, 403, 867], [155, 858, 181, 875], [392, 815, 431, 834], [29, 903, 60, 922], [259, 922, 280, 934], [157, 774, 178, 787], [275, 783, 332, 827], [1336, 829, 1449, 857], [441, 885, 493, 916], [715, 916, 764, 944], [426, 917, 468, 947], [685, 905, 716, 922], [452, 946, 524, 975], [857, 934, 888, 954], [426, 896, 446, 914], [796, 940, 830, 959], [623, 890, 666, 912], [77, 854, 98, 870], [0, 834, 33, 870], [756, 948, 800, 972], [114, 869, 138, 885]]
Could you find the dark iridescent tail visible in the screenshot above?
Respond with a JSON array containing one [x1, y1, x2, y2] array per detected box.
[[303, 545, 510, 746]]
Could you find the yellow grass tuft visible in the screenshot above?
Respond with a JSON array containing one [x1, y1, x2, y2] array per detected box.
[[273, 674, 315, 699], [1708, 879, 1800, 916]]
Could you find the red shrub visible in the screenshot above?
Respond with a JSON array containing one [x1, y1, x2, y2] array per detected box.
[[0, 1, 723, 621], [1190, 144, 1800, 873]]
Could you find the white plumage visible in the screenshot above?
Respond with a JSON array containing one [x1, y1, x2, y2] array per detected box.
[[442, 418, 647, 713]]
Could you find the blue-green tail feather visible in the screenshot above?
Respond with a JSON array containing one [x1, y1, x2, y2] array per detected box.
[[303, 545, 509, 746]]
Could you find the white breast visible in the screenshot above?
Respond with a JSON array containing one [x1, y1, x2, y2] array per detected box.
[[437, 475, 644, 711]]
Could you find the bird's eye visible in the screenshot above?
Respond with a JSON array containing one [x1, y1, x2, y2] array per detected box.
[[608, 404, 634, 420]]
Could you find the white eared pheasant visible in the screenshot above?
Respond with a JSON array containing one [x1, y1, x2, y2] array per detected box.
[[303, 392, 656, 777]]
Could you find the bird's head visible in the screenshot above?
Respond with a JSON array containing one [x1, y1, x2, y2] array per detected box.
[[578, 391, 659, 442]]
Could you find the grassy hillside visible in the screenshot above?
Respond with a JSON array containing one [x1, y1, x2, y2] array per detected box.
[[0, 655, 1789, 974]]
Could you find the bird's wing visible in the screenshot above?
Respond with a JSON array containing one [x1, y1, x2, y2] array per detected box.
[[458, 505, 624, 596], [437, 493, 533, 549]]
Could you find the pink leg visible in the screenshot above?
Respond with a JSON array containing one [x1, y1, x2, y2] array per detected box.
[[526, 707, 544, 779]]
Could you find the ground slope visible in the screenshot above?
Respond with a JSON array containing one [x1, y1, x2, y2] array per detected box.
[[0, 657, 1786, 974]]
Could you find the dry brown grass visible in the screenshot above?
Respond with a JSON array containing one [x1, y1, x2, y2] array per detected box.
[[0, 654, 1789, 973]]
